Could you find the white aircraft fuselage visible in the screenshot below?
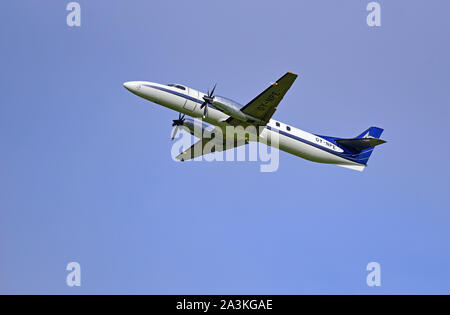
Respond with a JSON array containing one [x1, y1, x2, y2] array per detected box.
[[123, 80, 382, 171]]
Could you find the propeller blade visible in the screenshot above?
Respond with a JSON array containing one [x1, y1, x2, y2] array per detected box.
[[171, 126, 179, 140], [203, 104, 208, 118], [210, 83, 217, 97]]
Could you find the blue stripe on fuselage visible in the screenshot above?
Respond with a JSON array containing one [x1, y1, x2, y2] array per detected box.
[[266, 126, 366, 165], [143, 84, 206, 105]]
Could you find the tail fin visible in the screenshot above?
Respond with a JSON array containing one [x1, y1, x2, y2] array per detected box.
[[336, 127, 385, 165], [356, 127, 384, 139]]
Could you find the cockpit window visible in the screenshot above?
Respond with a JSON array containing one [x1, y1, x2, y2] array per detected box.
[[167, 84, 186, 90]]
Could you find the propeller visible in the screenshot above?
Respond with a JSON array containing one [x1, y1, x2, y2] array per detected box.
[[200, 83, 217, 118], [171, 113, 185, 140]]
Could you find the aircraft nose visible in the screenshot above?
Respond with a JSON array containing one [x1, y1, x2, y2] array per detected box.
[[123, 81, 134, 91]]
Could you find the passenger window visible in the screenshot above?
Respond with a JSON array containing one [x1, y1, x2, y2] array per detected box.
[[275, 122, 280, 127], [286, 126, 291, 131]]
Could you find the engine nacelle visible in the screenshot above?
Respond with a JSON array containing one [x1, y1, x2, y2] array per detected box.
[[181, 118, 215, 138], [212, 96, 265, 124]]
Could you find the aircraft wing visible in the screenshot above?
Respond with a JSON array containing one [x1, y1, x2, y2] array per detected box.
[[226, 72, 298, 127], [176, 134, 247, 161]]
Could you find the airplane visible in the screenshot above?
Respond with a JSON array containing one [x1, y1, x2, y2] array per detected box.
[[123, 72, 386, 171]]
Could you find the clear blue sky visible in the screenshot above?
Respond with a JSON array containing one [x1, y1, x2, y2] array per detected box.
[[1, 0, 449, 294]]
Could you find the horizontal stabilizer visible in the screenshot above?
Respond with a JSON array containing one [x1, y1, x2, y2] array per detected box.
[[336, 164, 366, 172], [335, 138, 386, 153]]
